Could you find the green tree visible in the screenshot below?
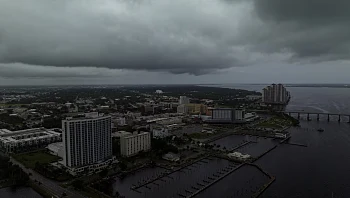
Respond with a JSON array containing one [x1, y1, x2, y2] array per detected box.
[[119, 162, 127, 171], [72, 179, 84, 190], [99, 169, 108, 178]]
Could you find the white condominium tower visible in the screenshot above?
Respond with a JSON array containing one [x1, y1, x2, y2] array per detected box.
[[62, 112, 112, 167], [262, 83, 290, 104]]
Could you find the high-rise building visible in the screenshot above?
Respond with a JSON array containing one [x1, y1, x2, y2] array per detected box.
[[62, 112, 112, 168], [179, 96, 190, 105], [120, 132, 151, 157], [262, 84, 290, 104]]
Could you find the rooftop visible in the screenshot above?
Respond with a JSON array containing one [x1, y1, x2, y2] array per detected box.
[[0, 128, 61, 144], [64, 112, 109, 121]]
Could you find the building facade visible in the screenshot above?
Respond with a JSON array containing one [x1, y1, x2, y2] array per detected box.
[[0, 128, 61, 153], [262, 84, 290, 104], [120, 132, 151, 157], [177, 104, 188, 114], [179, 96, 190, 105], [177, 103, 208, 115], [208, 108, 246, 123], [62, 112, 112, 168]]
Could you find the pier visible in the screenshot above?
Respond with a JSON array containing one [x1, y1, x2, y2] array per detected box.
[[186, 163, 245, 198], [284, 142, 308, 147], [247, 163, 276, 198]]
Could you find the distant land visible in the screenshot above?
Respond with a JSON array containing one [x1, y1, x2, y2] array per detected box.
[[203, 83, 350, 89], [285, 84, 350, 88], [1, 83, 350, 89]]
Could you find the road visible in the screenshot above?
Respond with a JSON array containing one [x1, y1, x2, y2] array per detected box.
[[10, 157, 85, 198]]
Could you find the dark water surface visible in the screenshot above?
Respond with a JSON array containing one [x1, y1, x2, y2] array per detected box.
[[218, 84, 350, 197]]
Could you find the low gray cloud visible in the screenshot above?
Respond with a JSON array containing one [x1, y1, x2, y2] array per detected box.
[[0, 63, 126, 78], [0, 0, 256, 75], [252, 0, 350, 62], [0, 0, 349, 79]]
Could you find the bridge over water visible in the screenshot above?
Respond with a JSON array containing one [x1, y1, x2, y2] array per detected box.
[[283, 111, 350, 122], [248, 110, 350, 122]]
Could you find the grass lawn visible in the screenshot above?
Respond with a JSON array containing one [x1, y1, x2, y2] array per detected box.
[[13, 150, 61, 168], [188, 132, 213, 139], [257, 117, 292, 129]]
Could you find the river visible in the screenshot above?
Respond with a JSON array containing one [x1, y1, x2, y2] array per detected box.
[[218, 84, 350, 197]]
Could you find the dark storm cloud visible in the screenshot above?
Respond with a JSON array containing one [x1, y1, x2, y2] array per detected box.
[[0, 0, 254, 75], [252, 0, 350, 61], [0, 63, 125, 78], [1, 0, 350, 79]]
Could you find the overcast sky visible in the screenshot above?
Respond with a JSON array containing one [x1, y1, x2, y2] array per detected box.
[[1, 0, 350, 85]]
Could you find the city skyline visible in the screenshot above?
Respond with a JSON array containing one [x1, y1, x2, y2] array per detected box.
[[1, 0, 350, 85]]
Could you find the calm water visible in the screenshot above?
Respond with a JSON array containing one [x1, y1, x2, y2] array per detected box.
[[0, 187, 42, 198], [220, 84, 350, 197]]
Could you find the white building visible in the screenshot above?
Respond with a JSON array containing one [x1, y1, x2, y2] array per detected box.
[[179, 96, 190, 105], [62, 112, 112, 174], [162, 152, 180, 162], [152, 127, 170, 139], [208, 108, 246, 123], [262, 84, 290, 104], [0, 128, 61, 153], [120, 132, 151, 157], [227, 152, 251, 161], [244, 113, 258, 122], [212, 108, 233, 121], [246, 95, 262, 101], [234, 109, 245, 121], [112, 131, 132, 139], [177, 104, 188, 114], [47, 142, 64, 158], [114, 117, 126, 126]]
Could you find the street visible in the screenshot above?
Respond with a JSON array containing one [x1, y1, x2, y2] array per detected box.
[[10, 157, 85, 198]]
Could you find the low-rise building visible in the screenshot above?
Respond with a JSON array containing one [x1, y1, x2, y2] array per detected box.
[[246, 95, 262, 101], [0, 128, 61, 153], [47, 142, 64, 158], [113, 117, 126, 126], [206, 108, 246, 123], [63, 156, 117, 176], [120, 132, 151, 157], [244, 113, 258, 122], [152, 127, 170, 139], [162, 152, 180, 162], [177, 104, 208, 115], [179, 96, 190, 105], [227, 152, 251, 161]]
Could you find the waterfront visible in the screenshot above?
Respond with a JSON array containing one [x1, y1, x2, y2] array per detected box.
[[108, 157, 271, 198], [258, 120, 350, 197], [222, 84, 350, 197], [100, 85, 350, 197], [4, 85, 350, 197]]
